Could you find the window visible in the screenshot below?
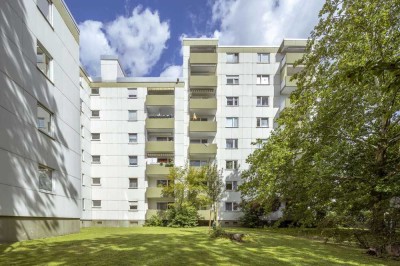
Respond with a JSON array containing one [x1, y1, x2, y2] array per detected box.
[[226, 117, 239, 128], [226, 97, 239, 106], [36, 42, 52, 79], [226, 75, 239, 85], [129, 156, 138, 166], [157, 202, 173, 210], [256, 117, 269, 128], [225, 202, 240, 211], [37, 0, 52, 23], [37, 104, 52, 136], [226, 53, 239, 63], [257, 96, 269, 106], [92, 177, 101, 186], [81, 125, 84, 138], [128, 88, 137, 98], [91, 133, 100, 141], [190, 160, 208, 167], [82, 149, 84, 162], [129, 201, 138, 211], [92, 200, 101, 208], [226, 139, 238, 149], [256, 139, 268, 148], [256, 75, 269, 85], [226, 160, 239, 170], [38, 164, 52, 192], [129, 133, 137, 143], [91, 88, 99, 95], [91, 110, 100, 118], [128, 110, 137, 121], [226, 181, 238, 191], [157, 180, 171, 187], [82, 198, 85, 211], [129, 178, 138, 189], [92, 155, 101, 164], [257, 53, 270, 63]]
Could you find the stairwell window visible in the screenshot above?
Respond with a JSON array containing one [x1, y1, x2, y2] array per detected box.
[[91, 133, 100, 141], [91, 110, 100, 118], [92, 177, 101, 186], [226, 75, 239, 85], [129, 133, 137, 143], [226, 53, 239, 63], [92, 155, 101, 164], [37, 103, 53, 136], [37, 0, 53, 25], [256, 117, 269, 128], [257, 53, 270, 63], [92, 200, 101, 208], [38, 164, 53, 193], [226, 117, 239, 128], [256, 75, 269, 85], [129, 201, 138, 211], [36, 41, 53, 80], [128, 110, 137, 121]]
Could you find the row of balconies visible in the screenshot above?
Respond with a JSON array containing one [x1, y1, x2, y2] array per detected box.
[[146, 119, 217, 132], [145, 142, 217, 157]]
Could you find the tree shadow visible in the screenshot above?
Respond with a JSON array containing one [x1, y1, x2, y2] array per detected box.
[[0, 0, 79, 242]]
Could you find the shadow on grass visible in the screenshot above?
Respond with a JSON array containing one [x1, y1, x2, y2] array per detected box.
[[0, 228, 394, 265]]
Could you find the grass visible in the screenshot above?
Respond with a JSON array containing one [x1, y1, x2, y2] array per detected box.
[[0, 227, 397, 265]]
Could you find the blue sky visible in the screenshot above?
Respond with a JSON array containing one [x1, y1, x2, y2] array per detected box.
[[64, 0, 324, 78]]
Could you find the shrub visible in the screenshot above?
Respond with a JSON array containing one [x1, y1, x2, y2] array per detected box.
[[167, 204, 199, 228], [144, 214, 165, 227]]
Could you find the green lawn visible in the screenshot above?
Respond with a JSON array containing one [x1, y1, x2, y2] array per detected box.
[[0, 227, 396, 265]]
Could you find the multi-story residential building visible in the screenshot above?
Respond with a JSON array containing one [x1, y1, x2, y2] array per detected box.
[[0, 0, 82, 242], [0, 0, 306, 241]]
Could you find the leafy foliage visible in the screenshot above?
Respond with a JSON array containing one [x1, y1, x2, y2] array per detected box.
[[144, 214, 165, 227], [166, 203, 199, 227], [241, 0, 400, 249]]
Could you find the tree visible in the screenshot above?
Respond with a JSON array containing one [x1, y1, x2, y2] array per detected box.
[[242, 0, 400, 250], [200, 163, 224, 228]]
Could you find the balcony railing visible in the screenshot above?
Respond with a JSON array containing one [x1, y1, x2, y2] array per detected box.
[[190, 53, 217, 65], [146, 95, 174, 106], [189, 121, 217, 133], [189, 143, 217, 158], [189, 98, 217, 110], [190, 75, 217, 87]]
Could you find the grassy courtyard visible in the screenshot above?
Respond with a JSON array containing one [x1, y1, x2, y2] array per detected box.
[[0, 227, 396, 265]]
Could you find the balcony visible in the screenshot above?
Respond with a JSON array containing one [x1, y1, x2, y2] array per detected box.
[[190, 75, 217, 87], [189, 98, 217, 111], [146, 141, 174, 157], [189, 121, 217, 137], [146, 95, 174, 107], [145, 187, 164, 198], [280, 76, 297, 95], [146, 164, 172, 177], [189, 143, 217, 158], [146, 118, 174, 132], [284, 53, 304, 64], [190, 53, 217, 65]]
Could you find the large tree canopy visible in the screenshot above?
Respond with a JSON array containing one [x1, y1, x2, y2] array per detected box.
[[241, 0, 400, 244]]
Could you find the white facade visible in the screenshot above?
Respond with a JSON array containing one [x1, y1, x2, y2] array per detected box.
[[0, 0, 82, 241]]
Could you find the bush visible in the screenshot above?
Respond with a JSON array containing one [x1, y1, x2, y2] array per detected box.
[[144, 214, 165, 227], [167, 204, 199, 228], [240, 201, 265, 228]]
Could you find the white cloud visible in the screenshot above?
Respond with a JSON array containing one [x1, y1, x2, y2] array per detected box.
[[79, 6, 170, 77], [211, 0, 324, 45], [159, 65, 182, 78]]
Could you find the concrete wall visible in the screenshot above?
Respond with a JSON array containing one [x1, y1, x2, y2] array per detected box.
[[0, 0, 81, 241]]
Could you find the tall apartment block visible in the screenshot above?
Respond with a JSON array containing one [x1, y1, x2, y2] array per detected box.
[[0, 0, 305, 241], [0, 0, 82, 242]]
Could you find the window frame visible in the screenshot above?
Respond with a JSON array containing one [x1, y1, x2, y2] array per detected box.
[[226, 139, 238, 149], [226, 53, 239, 63], [226, 160, 239, 170], [91, 133, 100, 141], [226, 75, 239, 85], [226, 96, 239, 106], [37, 0, 53, 25], [129, 201, 138, 211], [129, 156, 138, 167], [91, 88, 100, 96], [92, 200, 102, 208], [36, 41, 53, 81], [225, 181, 238, 191], [92, 177, 101, 186], [128, 88, 137, 99], [256, 74, 270, 85], [257, 53, 270, 64], [92, 155, 101, 164], [256, 117, 269, 128], [128, 133, 138, 143], [225, 202, 240, 212], [226, 117, 239, 128], [37, 103, 53, 137], [256, 96, 269, 107], [128, 110, 137, 121], [38, 164, 53, 193], [129, 178, 138, 189], [91, 110, 100, 118]]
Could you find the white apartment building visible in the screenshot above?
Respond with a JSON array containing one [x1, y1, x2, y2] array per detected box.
[[0, 0, 305, 241], [80, 39, 305, 227], [0, 0, 82, 242]]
